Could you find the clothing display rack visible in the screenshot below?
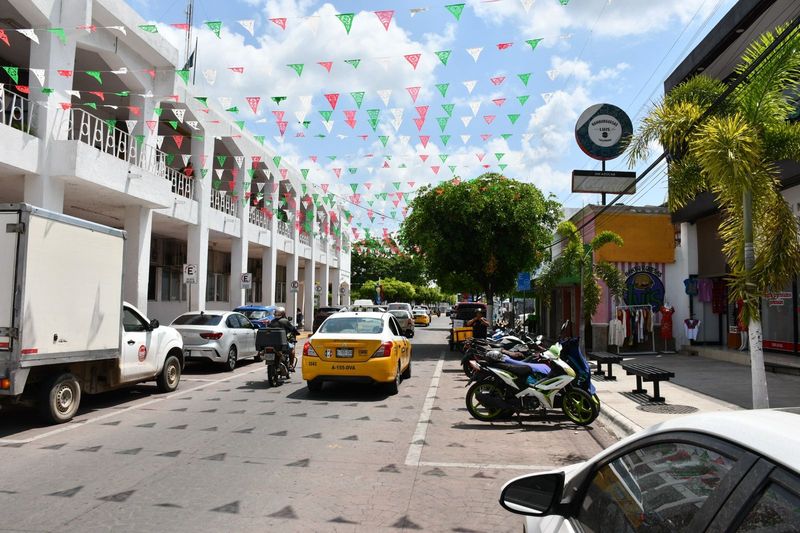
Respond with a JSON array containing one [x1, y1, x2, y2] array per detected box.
[[610, 304, 657, 355]]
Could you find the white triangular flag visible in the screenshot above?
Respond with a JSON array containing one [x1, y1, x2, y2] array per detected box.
[[294, 110, 307, 123], [390, 108, 404, 121], [256, 182, 266, 191], [367, 168, 375, 174], [29, 68, 45, 86], [466, 47, 483, 62], [298, 95, 313, 110], [109, 26, 127, 35], [112, 67, 128, 75], [463, 80, 477, 94], [203, 69, 217, 85], [217, 96, 231, 109], [67, 90, 81, 98], [103, 105, 118, 110], [219, 190, 227, 198], [17, 29, 39, 44], [521, 0, 535, 12], [541, 92, 554, 104], [468, 101, 481, 116], [182, 154, 191, 166], [156, 135, 165, 149], [547, 69, 559, 81], [391, 118, 403, 131], [399, 135, 410, 145], [215, 169, 225, 179], [522, 133, 534, 143], [238, 20, 255, 36], [461, 134, 471, 144], [187, 120, 199, 130], [460, 116, 473, 127], [173, 108, 185, 122], [142, 90, 154, 98], [125, 120, 137, 132], [378, 57, 393, 72], [322, 120, 334, 133], [234, 155, 244, 167], [410, 8, 428, 16], [377, 89, 392, 107], [336, 134, 347, 140]]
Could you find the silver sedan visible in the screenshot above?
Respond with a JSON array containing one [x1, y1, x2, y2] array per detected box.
[[170, 311, 259, 371]]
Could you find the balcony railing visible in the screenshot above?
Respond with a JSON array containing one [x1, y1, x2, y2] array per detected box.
[[63, 108, 194, 200], [249, 206, 271, 230], [299, 232, 311, 246], [277, 220, 291, 237], [210, 189, 238, 216], [0, 86, 36, 136]]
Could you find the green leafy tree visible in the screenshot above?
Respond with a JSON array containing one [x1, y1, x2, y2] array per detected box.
[[628, 25, 800, 407], [537, 221, 625, 349], [400, 173, 561, 320], [351, 237, 427, 291]]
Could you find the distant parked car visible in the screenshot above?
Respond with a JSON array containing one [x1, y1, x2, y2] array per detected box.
[[389, 309, 415, 337], [313, 305, 345, 332], [387, 302, 413, 315], [233, 305, 277, 329], [171, 311, 260, 371]]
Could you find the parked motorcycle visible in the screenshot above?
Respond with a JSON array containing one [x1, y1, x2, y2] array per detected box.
[[460, 332, 537, 378], [465, 343, 600, 426], [256, 329, 295, 387]]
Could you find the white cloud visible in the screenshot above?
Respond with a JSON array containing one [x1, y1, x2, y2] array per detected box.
[[551, 57, 629, 84]]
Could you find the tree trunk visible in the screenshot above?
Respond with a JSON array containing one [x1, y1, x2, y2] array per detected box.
[[748, 318, 770, 409]]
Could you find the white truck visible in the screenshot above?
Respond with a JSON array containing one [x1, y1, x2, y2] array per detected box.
[[0, 204, 184, 423]]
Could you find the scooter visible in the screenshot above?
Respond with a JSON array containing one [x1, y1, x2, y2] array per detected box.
[[256, 329, 295, 387]]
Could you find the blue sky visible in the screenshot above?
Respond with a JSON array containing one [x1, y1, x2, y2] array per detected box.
[[132, 0, 737, 232]]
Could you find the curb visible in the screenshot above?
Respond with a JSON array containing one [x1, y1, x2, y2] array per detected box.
[[597, 403, 643, 440]]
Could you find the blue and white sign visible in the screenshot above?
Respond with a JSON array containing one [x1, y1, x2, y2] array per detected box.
[[517, 272, 531, 292]]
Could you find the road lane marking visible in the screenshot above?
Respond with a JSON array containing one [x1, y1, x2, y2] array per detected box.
[[405, 355, 444, 466], [0, 366, 266, 444], [418, 461, 555, 471]]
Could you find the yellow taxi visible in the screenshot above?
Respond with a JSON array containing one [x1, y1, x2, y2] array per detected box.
[[302, 312, 412, 394], [412, 308, 431, 327]]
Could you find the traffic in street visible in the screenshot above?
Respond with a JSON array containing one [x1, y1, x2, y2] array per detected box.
[[0, 315, 615, 532]]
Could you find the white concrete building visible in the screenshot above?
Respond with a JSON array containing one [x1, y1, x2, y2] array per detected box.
[[0, 0, 351, 324]]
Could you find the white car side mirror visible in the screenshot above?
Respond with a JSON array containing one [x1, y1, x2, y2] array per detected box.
[[499, 472, 564, 516]]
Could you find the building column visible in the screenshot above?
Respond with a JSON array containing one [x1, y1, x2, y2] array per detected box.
[[261, 186, 280, 305], [230, 235, 248, 307], [331, 268, 341, 305], [123, 206, 152, 312], [303, 254, 316, 321], [187, 134, 214, 310], [286, 248, 299, 315], [319, 261, 330, 307]]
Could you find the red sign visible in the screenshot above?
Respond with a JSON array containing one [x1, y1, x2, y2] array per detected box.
[[138, 345, 147, 362]]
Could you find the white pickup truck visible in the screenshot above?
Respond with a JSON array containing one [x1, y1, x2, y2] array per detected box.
[[0, 204, 184, 423]]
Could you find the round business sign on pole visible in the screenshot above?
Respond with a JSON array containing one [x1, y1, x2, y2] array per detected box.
[[290, 280, 299, 289], [575, 103, 633, 161]]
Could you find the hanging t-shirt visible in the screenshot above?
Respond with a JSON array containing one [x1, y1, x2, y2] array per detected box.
[[697, 279, 713, 302], [684, 319, 701, 341], [660, 306, 675, 339]]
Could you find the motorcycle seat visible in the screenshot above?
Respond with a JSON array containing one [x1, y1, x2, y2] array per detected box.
[[496, 363, 533, 377]]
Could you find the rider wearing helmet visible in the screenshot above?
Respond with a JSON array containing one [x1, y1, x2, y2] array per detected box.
[[272, 307, 300, 369]]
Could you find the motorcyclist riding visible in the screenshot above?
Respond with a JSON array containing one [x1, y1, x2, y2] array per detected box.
[[271, 307, 299, 370]]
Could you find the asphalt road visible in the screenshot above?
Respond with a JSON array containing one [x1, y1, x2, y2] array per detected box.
[[0, 316, 616, 532]]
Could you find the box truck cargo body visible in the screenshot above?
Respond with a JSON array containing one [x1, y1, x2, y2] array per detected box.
[[0, 204, 184, 423]]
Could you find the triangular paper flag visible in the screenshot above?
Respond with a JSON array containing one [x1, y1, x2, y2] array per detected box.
[[325, 93, 339, 109], [344, 58, 361, 69], [238, 20, 255, 36], [542, 92, 554, 104], [374, 10, 394, 30], [404, 54, 421, 70], [288, 63, 304, 77], [406, 86, 421, 102], [29, 68, 45, 86], [525, 38, 543, 51], [436, 83, 449, 97], [445, 3, 465, 21], [173, 108, 185, 122], [547, 69, 559, 81], [517, 95, 530, 106], [203, 69, 217, 85], [441, 103, 454, 117], [205, 21, 222, 38], [521, 0, 534, 12], [350, 91, 365, 108], [17, 29, 39, 44], [466, 47, 482, 62], [468, 101, 480, 116], [435, 50, 451, 66], [461, 134, 471, 144], [463, 80, 477, 94], [377, 89, 392, 106], [318, 61, 333, 72], [336, 13, 355, 34]]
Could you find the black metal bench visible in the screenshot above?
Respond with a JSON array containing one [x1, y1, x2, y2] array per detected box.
[[621, 362, 675, 403], [588, 352, 622, 380]]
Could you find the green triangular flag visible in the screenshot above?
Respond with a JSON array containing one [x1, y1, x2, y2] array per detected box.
[[216, 155, 227, 167], [302, 121, 310, 129], [501, 133, 512, 140], [368, 119, 379, 131], [165, 153, 175, 166], [336, 13, 355, 34], [379, 135, 389, 147], [254, 135, 265, 145], [350, 183, 359, 193], [85, 102, 97, 109], [366, 109, 380, 121], [139, 24, 158, 33], [2, 66, 19, 84], [348, 168, 357, 174], [367, 200, 374, 207], [271, 96, 287, 105], [212, 179, 221, 190], [499, 163, 507, 171], [449, 165, 456, 173], [195, 96, 208, 107], [507, 114, 520, 125], [439, 154, 449, 163], [328, 155, 337, 161], [440, 135, 451, 146], [301, 169, 309, 179], [495, 152, 505, 161], [351, 91, 365, 108], [319, 110, 333, 121], [201, 169, 209, 178], [40, 87, 54, 94], [441, 103, 454, 117], [192, 135, 204, 141], [288, 63, 304, 77], [525, 38, 543, 51], [437, 117, 449, 132], [445, 3, 465, 21], [46, 28, 67, 45], [517, 73, 531, 86], [517, 95, 530, 106], [176, 69, 190, 85], [105, 119, 116, 129], [247, 168, 255, 178], [435, 50, 451, 66], [226, 106, 239, 114], [344, 59, 361, 69], [436, 83, 449, 97], [273, 156, 282, 168], [134, 134, 145, 147], [153, 107, 163, 117], [168, 121, 179, 130], [393, 182, 401, 190], [559, 0, 570, 5], [86, 70, 102, 84], [114, 90, 130, 97], [206, 21, 223, 38]]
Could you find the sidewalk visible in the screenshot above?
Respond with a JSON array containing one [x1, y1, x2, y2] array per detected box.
[[593, 353, 800, 439]]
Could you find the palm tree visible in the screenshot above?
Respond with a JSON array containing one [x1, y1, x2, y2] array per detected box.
[[628, 24, 800, 408], [537, 220, 625, 350]]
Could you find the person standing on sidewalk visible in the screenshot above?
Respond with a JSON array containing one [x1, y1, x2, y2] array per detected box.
[[467, 309, 489, 339]]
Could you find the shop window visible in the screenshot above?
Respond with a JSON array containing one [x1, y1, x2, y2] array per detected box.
[[761, 280, 797, 353], [160, 267, 186, 301]]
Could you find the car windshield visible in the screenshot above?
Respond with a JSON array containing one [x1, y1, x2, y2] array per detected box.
[[318, 317, 385, 334], [171, 314, 222, 326], [389, 310, 409, 319], [240, 310, 268, 319]]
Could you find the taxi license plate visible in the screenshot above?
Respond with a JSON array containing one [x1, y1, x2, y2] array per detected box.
[[337, 348, 353, 358]]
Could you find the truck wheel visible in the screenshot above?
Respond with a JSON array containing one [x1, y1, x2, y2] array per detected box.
[[157, 355, 181, 393], [39, 373, 81, 424], [224, 345, 238, 372]]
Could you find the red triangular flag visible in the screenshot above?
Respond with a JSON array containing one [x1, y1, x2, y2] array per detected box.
[[497, 42, 513, 50], [492, 98, 506, 106], [431, 166, 440, 174], [415, 105, 429, 119], [419, 135, 430, 148], [146, 121, 157, 132], [419, 155, 429, 162], [413, 118, 425, 131], [406, 86, 421, 102], [270, 18, 287, 30], [325, 93, 339, 109], [246, 96, 261, 114], [318, 61, 333, 72], [404, 53, 421, 70], [173, 135, 184, 149], [483, 115, 496, 124], [374, 10, 394, 30]]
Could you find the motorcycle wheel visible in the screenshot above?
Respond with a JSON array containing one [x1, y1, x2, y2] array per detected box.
[[462, 359, 476, 379], [267, 364, 279, 387], [562, 388, 599, 426], [465, 381, 509, 422]]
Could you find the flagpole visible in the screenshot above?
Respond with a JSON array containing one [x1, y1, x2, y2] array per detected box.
[[192, 37, 198, 85]]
